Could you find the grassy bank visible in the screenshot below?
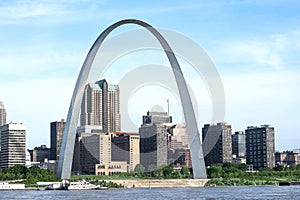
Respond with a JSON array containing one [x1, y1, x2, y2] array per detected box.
[[70, 165, 192, 182], [2, 163, 300, 187], [206, 178, 278, 186], [70, 163, 300, 187], [205, 163, 300, 186]]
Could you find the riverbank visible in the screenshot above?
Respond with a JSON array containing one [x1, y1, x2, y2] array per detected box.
[[1, 186, 299, 200], [108, 179, 209, 188], [0, 179, 208, 190]]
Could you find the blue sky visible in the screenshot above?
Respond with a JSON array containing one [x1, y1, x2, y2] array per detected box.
[[0, 0, 299, 150]]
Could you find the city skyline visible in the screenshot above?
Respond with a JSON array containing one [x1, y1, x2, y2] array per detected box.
[[0, 1, 299, 150]]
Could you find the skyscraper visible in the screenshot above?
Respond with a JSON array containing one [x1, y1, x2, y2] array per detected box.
[[80, 133, 104, 174], [232, 131, 246, 158], [202, 122, 232, 166], [0, 101, 7, 126], [167, 123, 191, 167], [72, 125, 103, 174], [112, 132, 140, 172], [74, 131, 140, 175], [245, 125, 275, 170], [50, 119, 66, 160], [139, 111, 172, 171], [107, 84, 121, 133], [0, 122, 26, 168], [275, 151, 299, 166], [80, 79, 120, 133], [27, 145, 51, 163]]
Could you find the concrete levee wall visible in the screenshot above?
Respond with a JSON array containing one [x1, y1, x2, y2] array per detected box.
[[110, 179, 209, 188]]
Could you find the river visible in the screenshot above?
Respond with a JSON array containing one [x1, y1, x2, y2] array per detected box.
[[0, 186, 299, 199]]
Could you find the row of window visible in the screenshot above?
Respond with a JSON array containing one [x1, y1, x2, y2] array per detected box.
[[248, 158, 267, 162], [247, 133, 266, 138], [248, 146, 267, 150], [248, 151, 267, 155]]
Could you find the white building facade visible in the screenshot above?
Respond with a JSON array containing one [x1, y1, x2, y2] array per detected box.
[[0, 123, 26, 168]]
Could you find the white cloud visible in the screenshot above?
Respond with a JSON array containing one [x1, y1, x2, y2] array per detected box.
[[0, 1, 66, 19], [1, 0, 190, 25], [0, 50, 83, 80], [0, 0, 261, 25], [0, 0, 102, 25], [212, 30, 300, 71]]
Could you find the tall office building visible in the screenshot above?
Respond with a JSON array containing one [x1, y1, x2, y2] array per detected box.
[[80, 79, 120, 133], [232, 131, 246, 158], [112, 132, 140, 172], [275, 151, 299, 166], [80, 133, 104, 174], [50, 119, 66, 160], [139, 111, 172, 171], [96, 132, 140, 175], [0, 123, 26, 168], [167, 123, 191, 167], [245, 125, 275, 170], [202, 122, 232, 166], [107, 84, 121, 133], [72, 125, 103, 174], [27, 145, 51, 163], [0, 101, 6, 126], [73, 126, 139, 175]]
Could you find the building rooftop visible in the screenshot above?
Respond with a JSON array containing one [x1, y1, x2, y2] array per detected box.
[[203, 122, 228, 126], [88, 80, 118, 91], [113, 132, 139, 135], [88, 82, 101, 90], [108, 84, 119, 91], [234, 131, 245, 135], [0, 101, 4, 109], [147, 111, 168, 116], [52, 119, 65, 123], [246, 125, 272, 129]]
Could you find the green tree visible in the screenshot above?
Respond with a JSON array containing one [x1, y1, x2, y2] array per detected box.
[[134, 164, 145, 174], [148, 164, 157, 173], [162, 165, 173, 178], [289, 165, 297, 170], [172, 170, 181, 178], [274, 164, 284, 171], [153, 167, 164, 177], [207, 165, 223, 178], [180, 166, 190, 176], [222, 162, 238, 169], [238, 163, 247, 171], [8, 165, 27, 177]]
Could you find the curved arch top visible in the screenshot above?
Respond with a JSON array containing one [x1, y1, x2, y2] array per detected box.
[[57, 19, 207, 179]]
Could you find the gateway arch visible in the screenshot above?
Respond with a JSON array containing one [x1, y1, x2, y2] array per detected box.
[[57, 19, 207, 179]]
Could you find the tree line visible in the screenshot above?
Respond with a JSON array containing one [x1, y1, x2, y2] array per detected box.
[[0, 165, 58, 186], [134, 164, 192, 179], [206, 162, 300, 186]]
